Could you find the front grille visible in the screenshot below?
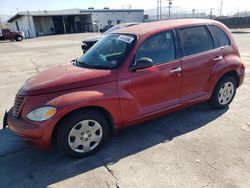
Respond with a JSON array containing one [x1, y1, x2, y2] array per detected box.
[[13, 94, 25, 117]]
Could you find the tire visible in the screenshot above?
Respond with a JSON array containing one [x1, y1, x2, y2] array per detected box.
[[15, 36, 23, 41], [56, 109, 110, 158], [209, 76, 237, 109]]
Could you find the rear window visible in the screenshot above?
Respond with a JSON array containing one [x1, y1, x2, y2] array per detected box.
[[209, 25, 230, 47], [179, 26, 214, 56]]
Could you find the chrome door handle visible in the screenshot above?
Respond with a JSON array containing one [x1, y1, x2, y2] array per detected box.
[[213, 56, 223, 61], [169, 67, 182, 73]]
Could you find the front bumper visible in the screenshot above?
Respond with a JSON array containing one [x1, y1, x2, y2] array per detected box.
[[4, 108, 51, 149]]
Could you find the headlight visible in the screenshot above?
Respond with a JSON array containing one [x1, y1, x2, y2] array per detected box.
[[26, 106, 56, 121]]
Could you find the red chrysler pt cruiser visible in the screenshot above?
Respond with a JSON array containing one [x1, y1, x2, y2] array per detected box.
[[4, 19, 245, 158]]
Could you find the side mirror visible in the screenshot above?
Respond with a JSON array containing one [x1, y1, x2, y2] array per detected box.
[[129, 57, 154, 72]]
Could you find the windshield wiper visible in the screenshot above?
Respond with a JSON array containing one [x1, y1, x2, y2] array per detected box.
[[76, 60, 97, 69]]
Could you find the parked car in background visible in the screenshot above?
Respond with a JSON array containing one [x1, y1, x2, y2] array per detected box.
[[4, 19, 245, 158], [0, 29, 24, 41], [81, 22, 140, 53], [99, 25, 114, 33]]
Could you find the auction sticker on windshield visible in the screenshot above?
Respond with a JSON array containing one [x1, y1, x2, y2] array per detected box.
[[117, 35, 134, 43]]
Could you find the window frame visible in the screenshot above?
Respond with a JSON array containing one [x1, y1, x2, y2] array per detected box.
[[207, 24, 231, 49], [176, 25, 215, 58], [132, 30, 179, 67]]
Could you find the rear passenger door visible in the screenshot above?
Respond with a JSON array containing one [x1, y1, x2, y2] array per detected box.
[[178, 25, 224, 103]]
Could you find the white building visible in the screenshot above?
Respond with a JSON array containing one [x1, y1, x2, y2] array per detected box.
[[7, 8, 144, 38]]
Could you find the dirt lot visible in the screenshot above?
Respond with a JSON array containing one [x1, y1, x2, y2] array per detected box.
[[0, 33, 249, 188]]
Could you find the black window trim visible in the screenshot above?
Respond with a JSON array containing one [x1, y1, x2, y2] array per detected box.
[[176, 25, 216, 58], [172, 29, 181, 59], [129, 29, 179, 70], [207, 24, 231, 49]]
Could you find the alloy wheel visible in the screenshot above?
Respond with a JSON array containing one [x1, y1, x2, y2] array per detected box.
[[68, 119, 103, 153], [218, 81, 235, 105]]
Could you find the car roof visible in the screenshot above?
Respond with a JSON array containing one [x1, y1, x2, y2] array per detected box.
[[117, 22, 140, 26], [114, 19, 222, 37], [109, 22, 140, 30], [103, 22, 140, 35]]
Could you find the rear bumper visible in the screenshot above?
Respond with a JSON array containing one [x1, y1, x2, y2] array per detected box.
[[238, 63, 245, 87], [5, 108, 51, 149]]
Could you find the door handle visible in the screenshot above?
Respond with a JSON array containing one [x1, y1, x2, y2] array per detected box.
[[169, 67, 182, 73], [213, 56, 223, 61]]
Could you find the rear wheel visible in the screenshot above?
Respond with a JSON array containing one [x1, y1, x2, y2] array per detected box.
[[209, 76, 237, 109], [56, 110, 109, 158]]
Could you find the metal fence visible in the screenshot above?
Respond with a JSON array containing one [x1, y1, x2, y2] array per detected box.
[[215, 16, 250, 28], [146, 7, 250, 29]]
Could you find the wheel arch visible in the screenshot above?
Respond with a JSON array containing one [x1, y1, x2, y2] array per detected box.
[[15, 35, 23, 40], [209, 69, 239, 98], [216, 70, 240, 88], [51, 106, 118, 146], [225, 70, 240, 87]]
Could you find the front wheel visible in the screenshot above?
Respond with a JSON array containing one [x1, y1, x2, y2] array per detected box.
[[56, 110, 109, 158], [209, 76, 237, 109], [16, 36, 23, 41]]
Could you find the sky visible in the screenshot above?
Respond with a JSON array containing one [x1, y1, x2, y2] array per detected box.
[[0, 0, 250, 16]]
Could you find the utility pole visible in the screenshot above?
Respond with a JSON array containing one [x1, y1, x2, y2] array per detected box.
[[167, 0, 173, 19], [210, 8, 213, 19], [159, 0, 162, 20], [157, 0, 159, 20], [192, 9, 195, 18], [157, 0, 162, 20], [0, 17, 2, 29], [219, 0, 223, 17]]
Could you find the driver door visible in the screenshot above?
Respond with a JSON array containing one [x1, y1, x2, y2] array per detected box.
[[118, 30, 182, 123]]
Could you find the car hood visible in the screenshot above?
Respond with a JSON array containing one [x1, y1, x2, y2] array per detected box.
[[82, 35, 102, 43], [19, 63, 115, 96]]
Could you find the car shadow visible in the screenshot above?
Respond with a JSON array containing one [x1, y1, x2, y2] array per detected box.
[[0, 104, 228, 187]]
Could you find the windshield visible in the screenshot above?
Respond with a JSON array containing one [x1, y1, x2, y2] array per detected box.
[[77, 33, 136, 69]]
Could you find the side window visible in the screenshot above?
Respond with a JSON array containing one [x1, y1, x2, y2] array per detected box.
[[136, 31, 176, 65], [179, 26, 214, 56], [209, 25, 230, 47]]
